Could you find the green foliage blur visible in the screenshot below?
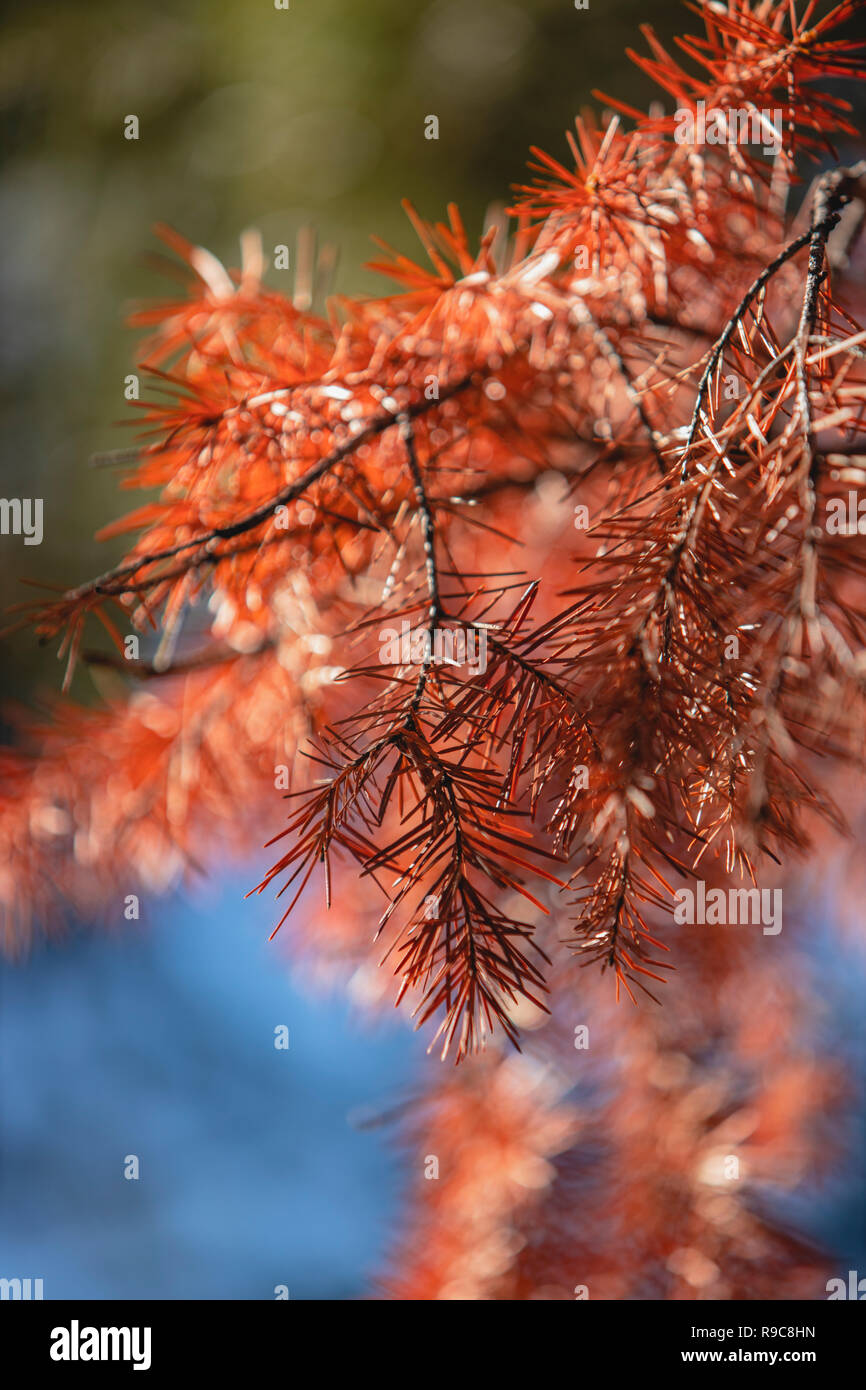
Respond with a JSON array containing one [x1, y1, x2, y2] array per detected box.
[[0, 0, 686, 700]]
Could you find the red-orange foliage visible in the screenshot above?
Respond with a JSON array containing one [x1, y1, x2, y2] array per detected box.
[[2, 0, 866, 1299]]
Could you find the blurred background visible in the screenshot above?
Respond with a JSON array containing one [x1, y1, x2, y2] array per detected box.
[[0, 0, 689, 703], [1, 0, 865, 1298]]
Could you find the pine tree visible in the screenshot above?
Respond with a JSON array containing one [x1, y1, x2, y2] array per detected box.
[[3, 0, 865, 1299]]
